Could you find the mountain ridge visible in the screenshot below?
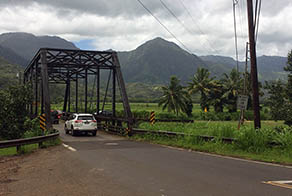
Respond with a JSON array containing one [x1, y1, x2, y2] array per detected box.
[[0, 32, 78, 65], [0, 32, 288, 84]]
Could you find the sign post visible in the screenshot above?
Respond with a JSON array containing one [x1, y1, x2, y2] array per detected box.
[[237, 95, 249, 129]]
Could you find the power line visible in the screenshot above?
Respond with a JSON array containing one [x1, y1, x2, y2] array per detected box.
[[159, 0, 216, 54], [233, 0, 239, 71], [254, 0, 262, 43], [178, 0, 218, 54], [136, 0, 193, 54]]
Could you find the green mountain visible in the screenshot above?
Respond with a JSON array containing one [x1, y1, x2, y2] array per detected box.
[[0, 32, 288, 88], [0, 56, 22, 89], [118, 37, 206, 84], [200, 55, 288, 81], [0, 45, 28, 67], [0, 32, 78, 66]]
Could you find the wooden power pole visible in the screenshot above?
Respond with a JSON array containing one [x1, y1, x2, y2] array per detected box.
[[247, 0, 261, 129]]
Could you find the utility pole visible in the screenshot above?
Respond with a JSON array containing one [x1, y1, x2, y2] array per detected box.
[[247, 0, 261, 129]]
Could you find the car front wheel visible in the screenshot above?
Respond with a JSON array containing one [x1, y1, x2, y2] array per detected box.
[[71, 126, 76, 136], [64, 125, 69, 134]]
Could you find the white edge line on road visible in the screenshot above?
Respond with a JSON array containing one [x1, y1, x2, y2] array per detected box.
[[62, 143, 77, 152], [163, 145, 292, 169], [195, 151, 292, 169], [262, 180, 292, 190]]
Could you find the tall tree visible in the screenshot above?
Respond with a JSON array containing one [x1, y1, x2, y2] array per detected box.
[[221, 69, 242, 112], [264, 50, 292, 126], [187, 68, 216, 111], [207, 80, 226, 113], [264, 80, 286, 121], [283, 50, 292, 125], [159, 76, 191, 116], [284, 50, 292, 102]]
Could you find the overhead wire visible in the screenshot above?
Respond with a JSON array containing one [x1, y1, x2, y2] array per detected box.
[[159, 0, 216, 54], [233, 0, 239, 71], [178, 0, 218, 54], [237, 0, 248, 60], [254, 0, 262, 43], [136, 0, 193, 54]]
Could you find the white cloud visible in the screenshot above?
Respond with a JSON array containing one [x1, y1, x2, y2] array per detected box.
[[0, 0, 291, 59]]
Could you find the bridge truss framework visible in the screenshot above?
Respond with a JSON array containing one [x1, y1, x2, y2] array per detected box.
[[24, 48, 132, 130]]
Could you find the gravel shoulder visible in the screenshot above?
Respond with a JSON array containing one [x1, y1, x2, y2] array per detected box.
[[0, 145, 140, 196]]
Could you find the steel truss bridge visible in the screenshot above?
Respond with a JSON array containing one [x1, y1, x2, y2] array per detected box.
[[24, 48, 133, 131]]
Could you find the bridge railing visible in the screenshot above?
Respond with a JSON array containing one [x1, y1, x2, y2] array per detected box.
[[0, 131, 59, 153]]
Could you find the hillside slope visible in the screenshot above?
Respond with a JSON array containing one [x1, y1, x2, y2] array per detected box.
[[118, 37, 206, 84], [0, 32, 78, 65]]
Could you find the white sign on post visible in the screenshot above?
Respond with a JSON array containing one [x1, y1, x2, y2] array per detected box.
[[237, 95, 248, 110]]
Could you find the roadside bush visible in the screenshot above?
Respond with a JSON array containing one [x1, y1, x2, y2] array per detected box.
[[23, 118, 43, 138], [132, 110, 151, 119], [234, 127, 275, 152], [283, 102, 292, 126], [0, 85, 32, 140], [273, 126, 292, 148]]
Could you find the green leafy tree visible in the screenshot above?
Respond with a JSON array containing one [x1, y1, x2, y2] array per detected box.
[[284, 50, 292, 102], [221, 69, 242, 112], [0, 84, 32, 140], [264, 80, 286, 121], [187, 68, 216, 111], [264, 50, 292, 126], [159, 76, 191, 116], [207, 80, 226, 113], [283, 50, 292, 125]]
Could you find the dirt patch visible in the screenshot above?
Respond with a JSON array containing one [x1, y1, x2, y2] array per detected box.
[[0, 144, 141, 196], [0, 154, 23, 195], [0, 146, 64, 196]]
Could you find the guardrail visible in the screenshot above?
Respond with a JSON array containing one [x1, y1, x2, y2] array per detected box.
[[132, 128, 235, 144], [97, 123, 236, 144], [0, 131, 59, 153]]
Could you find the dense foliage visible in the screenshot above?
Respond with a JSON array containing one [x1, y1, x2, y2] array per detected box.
[[0, 84, 32, 140], [264, 50, 292, 126]]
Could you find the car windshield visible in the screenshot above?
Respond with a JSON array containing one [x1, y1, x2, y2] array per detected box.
[[77, 116, 93, 120]]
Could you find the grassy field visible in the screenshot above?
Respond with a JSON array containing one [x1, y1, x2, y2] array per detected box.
[[0, 138, 61, 157], [133, 134, 292, 164], [138, 121, 286, 137], [52, 102, 199, 112]]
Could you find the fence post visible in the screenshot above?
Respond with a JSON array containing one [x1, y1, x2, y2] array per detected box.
[[16, 145, 21, 154]]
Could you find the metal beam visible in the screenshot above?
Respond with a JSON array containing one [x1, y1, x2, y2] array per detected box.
[[40, 49, 52, 130], [85, 68, 88, 113]]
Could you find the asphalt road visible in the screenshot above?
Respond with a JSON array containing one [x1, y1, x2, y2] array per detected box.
[[55, 123, 292, 196]]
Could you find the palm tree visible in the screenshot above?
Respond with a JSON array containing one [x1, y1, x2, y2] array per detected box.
[[159, 76, 190, 116], [207, 80, 226, 113], [221, 69, 242, 112], [187, 68, 216, 111]]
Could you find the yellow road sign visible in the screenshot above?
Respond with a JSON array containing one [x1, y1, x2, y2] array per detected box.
[[39, 114, 46, 131], [150, 111, 155, 125]]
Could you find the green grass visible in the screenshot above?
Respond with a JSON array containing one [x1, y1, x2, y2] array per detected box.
[[137, 121, 286, 137], [133, 121, 292, 164], [0, 138, 61, 157], [132, 132, 292, 165]]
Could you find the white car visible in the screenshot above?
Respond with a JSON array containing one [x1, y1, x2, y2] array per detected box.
[[64, 113, 97, 136]]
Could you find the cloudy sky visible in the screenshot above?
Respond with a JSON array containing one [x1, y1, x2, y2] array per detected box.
[[0, 0, 291, 59]]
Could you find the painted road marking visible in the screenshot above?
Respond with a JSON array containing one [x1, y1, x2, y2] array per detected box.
[[263, 180, 292, 190], [62, 143, 77, 152], [105, 142, 119, 146], [162, 145, 292, 169]]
